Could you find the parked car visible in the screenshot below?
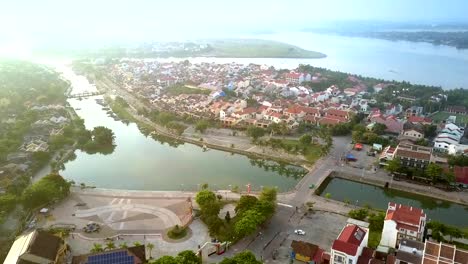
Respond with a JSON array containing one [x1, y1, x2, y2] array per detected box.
[[294, 229, 305, 235]]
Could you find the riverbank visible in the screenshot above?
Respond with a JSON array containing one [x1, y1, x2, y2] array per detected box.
[[327, 170, 468, 206]]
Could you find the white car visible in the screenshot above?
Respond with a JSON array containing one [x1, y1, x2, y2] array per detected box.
[[294, 229, 305, 235]]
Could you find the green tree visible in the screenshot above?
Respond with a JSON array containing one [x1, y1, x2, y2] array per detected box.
[[147, 243, 155, 259], [175, 250, 201, 264], [299, 134, 312, 146], [105, 241, 115, 250], [91, 243, 104, 253], [152, 255, 178, 264], [219, 251, 262, 264], [386, 159, 402, 174], [234, 210, 263, 237], [235, 195, 258, 216], [348, 208, 369, 221], [195, 190, 217, 209], [21, 173, 70, 209], [368, 212, 385, 231], [372, 123, 387, 135], [246, 126, 265, 141], [91, 126, 115, 146], [195, 120, 209, 133], [259, 187, 277, 203], [425, 163, 443, 182]]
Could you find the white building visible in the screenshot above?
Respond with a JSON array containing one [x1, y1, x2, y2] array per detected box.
[[380, 202, 426, 249], [331, 224, 368, 264]]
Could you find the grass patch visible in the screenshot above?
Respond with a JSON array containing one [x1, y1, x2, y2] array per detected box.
[[166, 85, 211, 96], [368, 230, 382, 248], [167, 225, 187, 240], [280, 139, 322, 163], [431, 111, 468, 125]]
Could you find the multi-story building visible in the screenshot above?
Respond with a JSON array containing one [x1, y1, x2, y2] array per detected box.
[[423, 240, 468, 264], [394, 143, 433, 169], [380, 202, 426, 249], [331, 224, 368, 264]]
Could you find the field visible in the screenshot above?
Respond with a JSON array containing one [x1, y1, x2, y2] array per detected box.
[[430, 111, 468, 125], [202, 39, 326, 58], [165, 85, 211, 96]]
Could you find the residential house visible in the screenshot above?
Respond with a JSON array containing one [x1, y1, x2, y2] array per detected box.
[[407, 116, 432, 126], [50, 116, 68, 124], [331, 224, 369, 264], [286, 72, 311, 84], [4, 230, 67, 264], [264, 111, 283, 124], [422, 241, 468, 264], [385, 104, 403, 116], [23, 139, 49, 153], [231, 107, 257, 120], [325, 108, 352, 123], [454, 166, 468, 188], [369, 114, 404, 134], [405, 106, 424, 118], [290, 240, 326, 263], [446, 106, 467, 115], [434, 123, 464, 152], [380, 202, 426, 249], [380, 146, 396, 164], [394, 143, 433, 169], [395, 239, 424, 264], [72, 245, 146, 264], [400, 128, 424, 141]]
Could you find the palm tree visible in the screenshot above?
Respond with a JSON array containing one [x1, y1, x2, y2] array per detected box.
[[105, 241, 115, 251], [120, 242, 128, 249], [146, 243, 155, 259], [91, 243, 104, 253], [133, 241, 142, 246]]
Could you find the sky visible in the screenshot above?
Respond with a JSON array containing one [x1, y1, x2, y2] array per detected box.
[[1, 0, 467, 54]]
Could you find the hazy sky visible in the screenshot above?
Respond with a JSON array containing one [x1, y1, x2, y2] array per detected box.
[[1, 0, 467, 52]]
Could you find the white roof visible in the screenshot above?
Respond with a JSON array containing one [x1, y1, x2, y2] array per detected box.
[[3, 231, 36, 264]]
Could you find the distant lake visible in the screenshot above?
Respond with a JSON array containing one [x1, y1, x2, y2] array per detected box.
[[155, 32, 468, 89]]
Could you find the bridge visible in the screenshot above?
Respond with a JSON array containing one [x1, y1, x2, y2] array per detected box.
[[67, 91, 103, 99]]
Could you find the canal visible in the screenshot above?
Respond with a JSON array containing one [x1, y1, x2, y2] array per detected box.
[[56, 65, 304, 192], [318, 177, 468, 227]]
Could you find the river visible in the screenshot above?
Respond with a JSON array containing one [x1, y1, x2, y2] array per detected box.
[[319, 177, 468, 227], [56, 66, 304, 191], [151, 32, 468, 89]]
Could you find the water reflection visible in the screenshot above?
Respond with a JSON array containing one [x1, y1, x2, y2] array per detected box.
[[319, 177, 468, 227]]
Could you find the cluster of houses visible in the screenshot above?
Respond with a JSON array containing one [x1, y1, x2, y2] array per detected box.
[[103, 60, 468, 187], [290, 202, 468, 264], [0, 104, 70, 192]]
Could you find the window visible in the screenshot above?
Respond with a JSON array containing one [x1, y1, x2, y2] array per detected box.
[[348, 259, 353, 264], [334, 255, 344, 264]]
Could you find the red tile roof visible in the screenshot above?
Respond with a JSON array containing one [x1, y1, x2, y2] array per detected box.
[[386, 202, 425, 227], [319, 117, 342, 125], [408, 116, 432, 124], [454, 166, 468, 184], [333, 239, 359, 256], [332, 225, 367, 256]]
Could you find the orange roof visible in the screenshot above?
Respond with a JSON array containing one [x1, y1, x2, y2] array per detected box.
[[386, 202, 425, 227]]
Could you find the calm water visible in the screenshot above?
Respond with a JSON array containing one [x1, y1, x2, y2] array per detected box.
[[154, 32, 468, 89], [319, 177, 468, 227], [57, 67, 303, 191]]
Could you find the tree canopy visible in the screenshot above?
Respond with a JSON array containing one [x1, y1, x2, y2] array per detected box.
[[21, 173, 71, 209]]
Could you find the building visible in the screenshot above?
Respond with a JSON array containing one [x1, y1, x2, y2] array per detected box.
[[72, 245, 146, 264], [434, 123, 464, 152], [423, 240, 468, 264], [331, 224, 369, 264], [454, 166, 468, 188], [446, 106, 467, 115], [405, 106, 424, 118], [395, 239, 424, 264], [400, 128, 424, 141], [290, 240, 326, 263], [380, 202, 426, 249], [4, 230, 67, 264], [394, 143, 433, 169]]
